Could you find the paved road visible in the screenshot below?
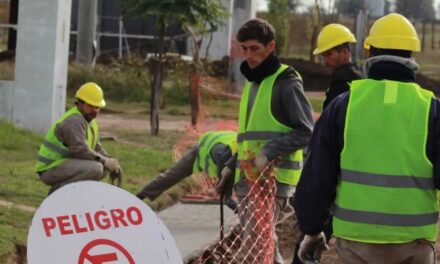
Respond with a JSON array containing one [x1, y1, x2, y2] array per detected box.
[[158, 202, 238, 260]]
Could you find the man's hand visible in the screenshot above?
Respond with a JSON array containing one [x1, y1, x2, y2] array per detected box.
[[216, 166, 234, 200], [298, 232, 329, 263], [254, 153, 269, 172], [102, 157, 120, 173]]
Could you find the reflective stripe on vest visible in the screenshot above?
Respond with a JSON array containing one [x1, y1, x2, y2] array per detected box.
[[341, 169, 435, 190], [334, 206, 438, 227], [194, 131, 237, 178], [236, 64, 303, 185], [334, 79, 438, 243], [35, 107, 99, 172]]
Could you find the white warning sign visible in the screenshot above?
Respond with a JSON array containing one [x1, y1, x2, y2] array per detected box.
[[27, 181, 182, 263]]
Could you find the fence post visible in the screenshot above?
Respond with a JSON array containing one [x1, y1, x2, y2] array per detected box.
[[119, 16, 123, 58], [422, 21, 426, 51]]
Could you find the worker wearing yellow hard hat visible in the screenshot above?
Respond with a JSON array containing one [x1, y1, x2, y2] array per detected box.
[[364, 13, 420, 52], [36, 82, 122, 195], [314, 23, 363, 109], [75, 82, 106, 108], [295, 13, 439, 264]]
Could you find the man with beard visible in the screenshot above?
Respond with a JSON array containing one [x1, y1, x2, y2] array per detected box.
[[313, 23, 363, 109], [291, 23, 363, 264], [36, 82, 121, 194]]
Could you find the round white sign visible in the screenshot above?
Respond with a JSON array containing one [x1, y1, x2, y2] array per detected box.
[[27, 181, 182, 264]]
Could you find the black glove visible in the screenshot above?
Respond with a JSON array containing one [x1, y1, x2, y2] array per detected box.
[[298, 232, 329, 263], [109, 168, 123, 187], [216, 166, 234, 200]]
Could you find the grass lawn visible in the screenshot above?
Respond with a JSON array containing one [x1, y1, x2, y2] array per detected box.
[[0, 119, 194, 262]]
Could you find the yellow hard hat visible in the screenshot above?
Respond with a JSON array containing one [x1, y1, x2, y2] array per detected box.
[[75, 82, 106, 108], [364, 13, 420, 52], [313, 23, 356, 55]]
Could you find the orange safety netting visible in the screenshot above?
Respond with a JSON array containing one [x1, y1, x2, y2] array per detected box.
[[188, 161, 278, 264], [173, 79, 280, 262]]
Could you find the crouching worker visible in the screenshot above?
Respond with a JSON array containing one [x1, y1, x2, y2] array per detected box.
[[35, 82, 122, 195], [136, 130, 238, 211]]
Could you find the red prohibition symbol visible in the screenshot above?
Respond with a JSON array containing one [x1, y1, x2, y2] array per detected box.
[[78, 238, 135, 264]]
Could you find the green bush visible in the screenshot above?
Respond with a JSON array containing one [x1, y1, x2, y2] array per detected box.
[[67, 56, 192, 106], [67, 61, 150, 102]]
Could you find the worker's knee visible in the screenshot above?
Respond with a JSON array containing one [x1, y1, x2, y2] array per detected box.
[[86, 162, 105, 180]]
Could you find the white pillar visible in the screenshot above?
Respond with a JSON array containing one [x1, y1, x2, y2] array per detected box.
[[229, 0, 257, 92], [76, 0, 97, 65], [13, 0, 72, 133], [354, 10, 367, 63], [200, 0, 234, 61]]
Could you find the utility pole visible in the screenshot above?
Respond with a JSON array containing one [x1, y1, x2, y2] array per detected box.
[[76, 0, 98, 67]]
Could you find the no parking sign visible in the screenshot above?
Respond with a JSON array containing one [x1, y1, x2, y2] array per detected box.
[[27, 181, 182, 263]]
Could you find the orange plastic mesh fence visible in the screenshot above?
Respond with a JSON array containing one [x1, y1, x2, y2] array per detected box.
[[188, 162, 278, 264]]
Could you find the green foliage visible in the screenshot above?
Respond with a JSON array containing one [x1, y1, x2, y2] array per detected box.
[[67, 59, 192, 106], [267, 0, 290, 56], [122, 0, 229, 63], [67, 61, 150, 102], [396, 0, 435, 20], [178, 0, 229, 38], [287, 0, 301, 13]]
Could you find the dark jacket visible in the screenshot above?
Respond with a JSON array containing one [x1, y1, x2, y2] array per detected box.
[[294, 57, 440, 235], [322, 63, 363, 109]]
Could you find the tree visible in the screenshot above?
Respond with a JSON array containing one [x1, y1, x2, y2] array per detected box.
[[122, 0, 177, 135], [123, 0, 228, 134], [287, 0, 301, 13], [335, 0, 364, 17], [178, 0, 229, 127], [267, 0, 290, 56], [396, 0, 435, 20]]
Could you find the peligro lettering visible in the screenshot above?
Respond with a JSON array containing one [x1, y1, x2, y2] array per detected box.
[[41, 206, 143, 237]]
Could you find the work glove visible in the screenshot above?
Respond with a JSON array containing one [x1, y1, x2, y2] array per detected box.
[[109, 168, 123, 187], [216, 166, 234, 200], [102, 157, 120, 173], [254, 153, 269, 172], [298, 232, 329, 263]]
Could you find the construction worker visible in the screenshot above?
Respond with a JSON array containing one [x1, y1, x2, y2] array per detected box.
[[36, 82, 122, 194], [136, 130, 238, 210], [291, 23, 363, 264], [294, 13, 439, 263], [218, 18, 314, 264], [313, 23, 363, 109]]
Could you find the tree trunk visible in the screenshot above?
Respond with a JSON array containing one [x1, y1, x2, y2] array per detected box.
[[189, 37, 203, 128], [190, 66, 201, 127], [150, 22, 166, 135], [150, 59, 162, 135]]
